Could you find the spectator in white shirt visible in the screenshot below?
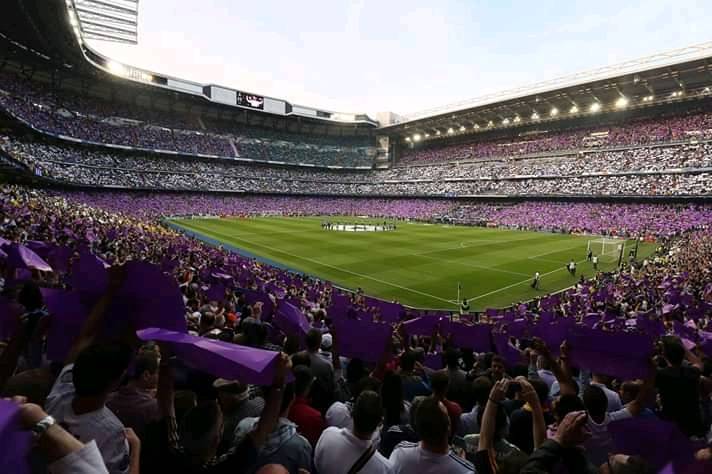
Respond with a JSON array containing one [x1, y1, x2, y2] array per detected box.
[[389, 396, 474, 474], [589, 373, 623, 413], [315, 390, 392, 474]]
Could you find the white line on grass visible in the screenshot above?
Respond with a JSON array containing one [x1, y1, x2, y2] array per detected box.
[[182, 224, 455, 305], [466, 256, 589, 303], [417, 253, 530, 277]]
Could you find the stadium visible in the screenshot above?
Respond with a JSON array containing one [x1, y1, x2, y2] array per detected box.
[[0, 1, 711, 473]]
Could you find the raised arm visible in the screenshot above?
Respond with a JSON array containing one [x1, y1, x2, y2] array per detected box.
[[0, 304, 42, 389], [516, 376, 547, 449], [625, 362, 656, 417], [478, 379, 508, 451], [250, 353, 290, 448], [532, 338, 576, 396], [65, 265, 125, 364]]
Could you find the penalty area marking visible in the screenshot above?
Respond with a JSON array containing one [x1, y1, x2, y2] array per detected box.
[[466, 256, 590, 303]]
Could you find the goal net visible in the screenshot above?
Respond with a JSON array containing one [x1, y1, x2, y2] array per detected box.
[[587, 238, 625, 264]]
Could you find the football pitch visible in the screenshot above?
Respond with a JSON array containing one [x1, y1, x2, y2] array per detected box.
[[170, 216, 656, 311]]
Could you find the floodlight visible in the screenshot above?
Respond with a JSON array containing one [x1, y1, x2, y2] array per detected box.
[[436, 130, 441, 136], [531, 112, 540, 120], [615, 96, 629, 109], [550, 107, 559, 117], [424, 133, 430, 138], [405, 136, 411, 142], [502, 118, 510, 125], [459, 125, 466, 132], [589, 102, 601, 113], [570, 105, 579, 114], [447, 128, 454, 134], [513, 116, 521, 123], [473, 124, 480, 129], [487, 120, 494, 127], [413, 133, 421, 142], [107, 61, 127, 76]]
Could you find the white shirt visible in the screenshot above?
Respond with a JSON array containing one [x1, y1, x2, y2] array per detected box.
[[389, 442, 474, 474], [49, 440, 109, 474], [45, 365, 130, 474], [315, 427, 392, 474]]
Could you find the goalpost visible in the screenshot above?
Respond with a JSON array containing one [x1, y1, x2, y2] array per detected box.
[[587, 237, 626, 265]]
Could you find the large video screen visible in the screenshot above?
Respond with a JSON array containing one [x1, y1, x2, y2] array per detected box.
[[236, 92, 265, 110]]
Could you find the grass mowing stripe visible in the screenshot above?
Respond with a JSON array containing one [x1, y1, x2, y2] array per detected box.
[[175, 220, 455, 305], [172, 217, 656, 310]]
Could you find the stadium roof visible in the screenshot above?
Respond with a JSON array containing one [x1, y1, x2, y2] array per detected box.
[[382, 42, 712, 140]]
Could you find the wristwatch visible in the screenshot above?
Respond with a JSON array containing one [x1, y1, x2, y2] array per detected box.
[[31, 415, 56, 441]]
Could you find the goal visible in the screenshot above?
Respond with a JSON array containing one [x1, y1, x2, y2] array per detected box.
[[587, 238, 626, 264]]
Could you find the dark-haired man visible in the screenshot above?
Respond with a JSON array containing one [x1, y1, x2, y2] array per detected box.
[[315, 391, 392, 474], [108, 351, 161, 439], [389, 396, 474, 473]]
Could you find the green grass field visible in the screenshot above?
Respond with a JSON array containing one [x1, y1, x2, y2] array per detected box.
[[171, 216, 656, 311]]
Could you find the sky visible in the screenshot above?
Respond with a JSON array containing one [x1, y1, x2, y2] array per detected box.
[[88, 0, 712, 117]]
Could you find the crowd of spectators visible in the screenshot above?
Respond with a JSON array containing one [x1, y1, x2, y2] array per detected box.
[[0, 72, 375, 167], [2, 137, 711, 196], [0, 183, 711, 474], [399, 109, 712, 166]]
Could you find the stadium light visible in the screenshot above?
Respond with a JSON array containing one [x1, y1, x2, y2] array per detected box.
[[473, 124, 480, 129], [531, 112, 540, 120], [502, 118, 510, 125], [107, 61, 127, 77], [436, 130, 441, 136], [570, 105, 579, 114], [513, 115, 521, 123], [487, 120, 494, 127], [589, 102, 601, 113], [642, 95, 654, 102], [703, 87, 710, 93], [405, 137, 411, 142], [413, 133, 422, 142], [459, 125, 466, 132], [424, 133, 430, 138], [447, 127, 454, 134], [550, 107, 559, 117], [615, 96, 629, 109]]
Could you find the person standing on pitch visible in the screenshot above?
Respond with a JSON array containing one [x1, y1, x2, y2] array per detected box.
[[587, 248, 593, 262], [531, 271, 540, 289], [592, 254, 599, 271], [568, 260, 576, 276], [460, 298, 470, 315]]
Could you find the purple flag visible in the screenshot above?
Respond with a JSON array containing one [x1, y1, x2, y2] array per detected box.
[[137, 328, 290, 385], [46, 246, 73, 273], [0, 297, 22, 340], [493, 332, 523, 367], [402, 315, 449, 337], [568, 327, 654, 380], [332, 317, 393, 363], [423, 352, 444, 370], [42, 289, 91, 362], [0, 399, 32, 474], [273, 300, 310, 339], [609, 418, 694, 472], [4, 244, 52, 272], [450, 323, 492, 352], [70, 251, 108, 295], [241, 289, 275, 319]]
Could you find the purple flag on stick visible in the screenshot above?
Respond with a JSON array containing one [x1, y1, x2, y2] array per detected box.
[[568, 327, 654, 380], [274, 300, 310, 339], [0, 399, 32, 474], [4, 244, 52, 272], [137, 328, 290, 386], [242, 289, 275, 319], [332, 317, 393, 363], [450, 323, 492, 352], [424, 353, 444, 370]]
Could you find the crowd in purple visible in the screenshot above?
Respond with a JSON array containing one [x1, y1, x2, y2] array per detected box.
[[1, 184, 711, 474]]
